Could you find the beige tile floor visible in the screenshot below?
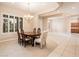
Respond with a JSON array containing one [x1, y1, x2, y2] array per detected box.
[[0, 33, 79, 57], [0, 37, 57, 57], [48, 33, 79, 57]]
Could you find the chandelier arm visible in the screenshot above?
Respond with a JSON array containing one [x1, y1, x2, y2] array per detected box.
[[26, 0, 34, 20]]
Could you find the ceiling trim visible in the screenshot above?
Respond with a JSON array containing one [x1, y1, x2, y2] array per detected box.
[[39, 2, 63, 17]]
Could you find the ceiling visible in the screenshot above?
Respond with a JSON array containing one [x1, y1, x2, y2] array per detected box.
[[1, 2, 79, 17], [40, 2, 79, 18], [0, 2, 59, 15]]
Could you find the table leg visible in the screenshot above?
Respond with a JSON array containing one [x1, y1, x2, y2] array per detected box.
[[32, 37, 35, 46]]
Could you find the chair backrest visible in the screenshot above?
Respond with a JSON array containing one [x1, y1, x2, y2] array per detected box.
[[21, 29, 24, 34], [17, 29, 21, 40], [41, 31, 48, 45], [20, 29, 25, 40], [33, 28, 36, 34], [37, 28, 41, 34]]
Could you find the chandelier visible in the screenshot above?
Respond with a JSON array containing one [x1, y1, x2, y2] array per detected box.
[[25, 2, 34, 20]]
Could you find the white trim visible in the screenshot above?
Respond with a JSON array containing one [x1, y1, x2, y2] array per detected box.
[[0, 37, 17, 43], [0, 13, 23, 35]]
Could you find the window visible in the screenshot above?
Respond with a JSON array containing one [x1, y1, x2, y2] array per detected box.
[[9, 16, 14, 32], [3, 14, 23, 33], [3, 19, 8, 33], [15, 17, 19, 32], [3, 14, 8, 18]]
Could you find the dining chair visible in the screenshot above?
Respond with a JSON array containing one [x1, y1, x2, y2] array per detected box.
[[37, 28, 41, 34], [33, 28, 36, 34], [36, 28, 41, 38], [17, 29, 23, 45], [21, 29, 32, 47], [34, 31, 48, 48]]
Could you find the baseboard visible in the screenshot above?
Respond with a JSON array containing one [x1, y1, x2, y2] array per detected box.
[[0, 37, 17, 43]]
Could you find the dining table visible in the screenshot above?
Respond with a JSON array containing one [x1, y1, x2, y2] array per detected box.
[[21, 32, 41, 46]]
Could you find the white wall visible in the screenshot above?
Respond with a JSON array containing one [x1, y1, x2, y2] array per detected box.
[[0, 4, 33, 41], [45, 3, 79, 34], [32, 15, 43, 31], [48, 17, 67, 33], [47, 16, 79, 34]]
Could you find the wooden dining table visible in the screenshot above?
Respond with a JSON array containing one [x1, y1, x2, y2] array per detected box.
[[21, 32, 41, 46]]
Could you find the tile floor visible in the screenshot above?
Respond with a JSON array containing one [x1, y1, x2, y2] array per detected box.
[[0, 38, 57, 57], [48, 33, 79, 57], [0, 33, 79, 57]]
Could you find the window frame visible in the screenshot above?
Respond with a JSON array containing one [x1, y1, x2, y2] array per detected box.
[[2, 14, 23, 33]]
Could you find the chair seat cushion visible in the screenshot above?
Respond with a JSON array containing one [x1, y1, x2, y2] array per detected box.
[[35, 38, 41, 43], [25, 38, 30, 41]]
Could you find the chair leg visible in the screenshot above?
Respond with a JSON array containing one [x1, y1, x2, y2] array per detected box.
[[21, 40, 23, 45], [44, 41, 46, 46], [18, 40, 19, 44], [40, 44, 43, 48], [24, 41, 26, 47], [34, 42, 36, 47], [43, 41, 46, 48], [40, 43, 43, 49], [18, 39, 21, 45], [19, 40, 21, 45]]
